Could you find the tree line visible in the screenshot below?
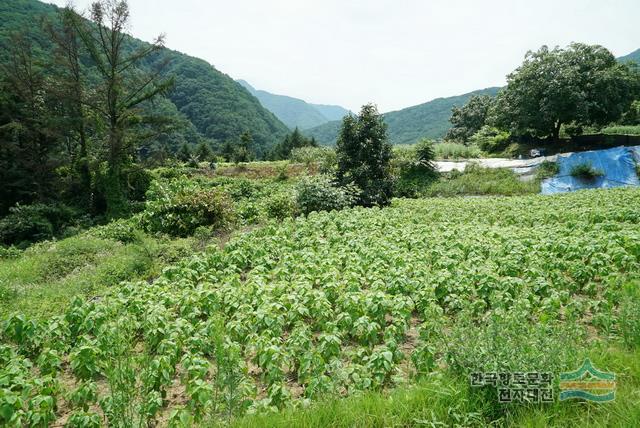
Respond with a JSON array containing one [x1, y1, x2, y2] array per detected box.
[[444, 43, 640, 150]]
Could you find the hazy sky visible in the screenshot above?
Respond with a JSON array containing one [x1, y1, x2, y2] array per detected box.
[[48, 0, 640, 113]]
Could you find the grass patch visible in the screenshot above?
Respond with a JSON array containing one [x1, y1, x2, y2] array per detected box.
[[0, 232, 193, 319], [423, 164, 540, 197], [569, 163, 604, 180], [225, 346, 639, 428]]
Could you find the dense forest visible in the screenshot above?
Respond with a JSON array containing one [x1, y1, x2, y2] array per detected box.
[[0, 0, 289, 157]]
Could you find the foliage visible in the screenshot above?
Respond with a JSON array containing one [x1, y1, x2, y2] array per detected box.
[[599, 124, 640, 135], [1, 187, 640, 423], [619, 282, 640, 349], [268, 128, 317, 160], [0, 203, 77, 247], [392, 139, 439, 197], [304, 88, 500, 145], [294, 176, 358, 215], [335, 104, 394, 206], [424, 164, 539, 197], [493, 43, 640, 140], [445, 95, 494, 143], [141, 177, 234, 236], [433, 142, 481, 159], [569, 162, 604, 180], [469, 126, 511, 153], [535, 161, 560, 180]]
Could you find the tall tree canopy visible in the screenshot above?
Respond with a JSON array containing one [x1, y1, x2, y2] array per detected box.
[[335, 104, 393, 207], [493, 43, 640, 140], [445, 94, 493, 143]]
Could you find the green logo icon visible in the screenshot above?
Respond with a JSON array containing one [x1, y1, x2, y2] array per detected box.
[[559, 358, 616, 402]]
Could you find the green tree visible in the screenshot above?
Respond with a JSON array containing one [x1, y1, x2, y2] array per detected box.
[[70, 0, 173, 217], [0, 34, 63, 214], [194, 140, 212, 161], [233, 131, 253, 163], [335, 104, 393, 207], [493, 43, 640, 141], [177, 143, 191, 162], [445, 95, 493, 144]]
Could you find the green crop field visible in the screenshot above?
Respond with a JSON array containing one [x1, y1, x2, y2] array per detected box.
[[2, 188, 639, 426]]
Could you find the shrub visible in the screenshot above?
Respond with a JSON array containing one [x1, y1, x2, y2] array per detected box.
[[0, 203, 77, 247], [569, 163, 604, 180], [469, 126, 511, 153], [535, 161, 560, 180], [295, 176, 358, 215], [90, 219, 142, 244], [263, 192, 296, 220], [290, 147, 337, 173], [141, 178, 234, 236], [393, 140, 439, 198]]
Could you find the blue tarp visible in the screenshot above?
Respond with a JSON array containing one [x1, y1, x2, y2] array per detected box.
[[541, 146, 640, 194]]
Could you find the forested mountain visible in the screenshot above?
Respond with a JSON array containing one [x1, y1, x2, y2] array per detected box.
[[619, 48, 640, 64], [305, 87, 501, 145], [238, 79, 350, 130], [0, 0, 289, 155]]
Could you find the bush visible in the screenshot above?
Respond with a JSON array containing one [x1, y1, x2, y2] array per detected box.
[[535, 161, 559, 180], [90, 219, 142, 244], [263, 192, 296, 220], [295, 176, 358, 215], [569, 163, 604, 180], [141, 178, 234, 236], [290, 147, 337, 173], [0, 203, 77, 247], [393, 140, 439, 198], [469, 126, 511, 153]]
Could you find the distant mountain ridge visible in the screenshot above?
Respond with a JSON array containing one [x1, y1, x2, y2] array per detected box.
[[238, 80, 350, 130], [304, 87, 501, 145], [619, 48, 640, 64]]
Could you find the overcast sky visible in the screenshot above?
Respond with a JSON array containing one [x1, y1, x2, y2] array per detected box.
[[48, 0, 640, 113]]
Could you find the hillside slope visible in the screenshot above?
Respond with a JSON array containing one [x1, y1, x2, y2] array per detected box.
[[0, 0, 289, 155], [305, 87, 501, 145], [618, 48, 640, 64], [238, 79, 350, 130]]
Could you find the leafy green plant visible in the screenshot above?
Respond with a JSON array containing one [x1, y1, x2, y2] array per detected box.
[[295, 175, 358, 215], [141, 177, 234, 236]]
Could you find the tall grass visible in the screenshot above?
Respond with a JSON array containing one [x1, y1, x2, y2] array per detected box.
[[434, 142, 482, 160], [223, 345, 639, 428], [0, 232, 192, 319], [423, 165, 539, 197], [600, 125, 640, 135]]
